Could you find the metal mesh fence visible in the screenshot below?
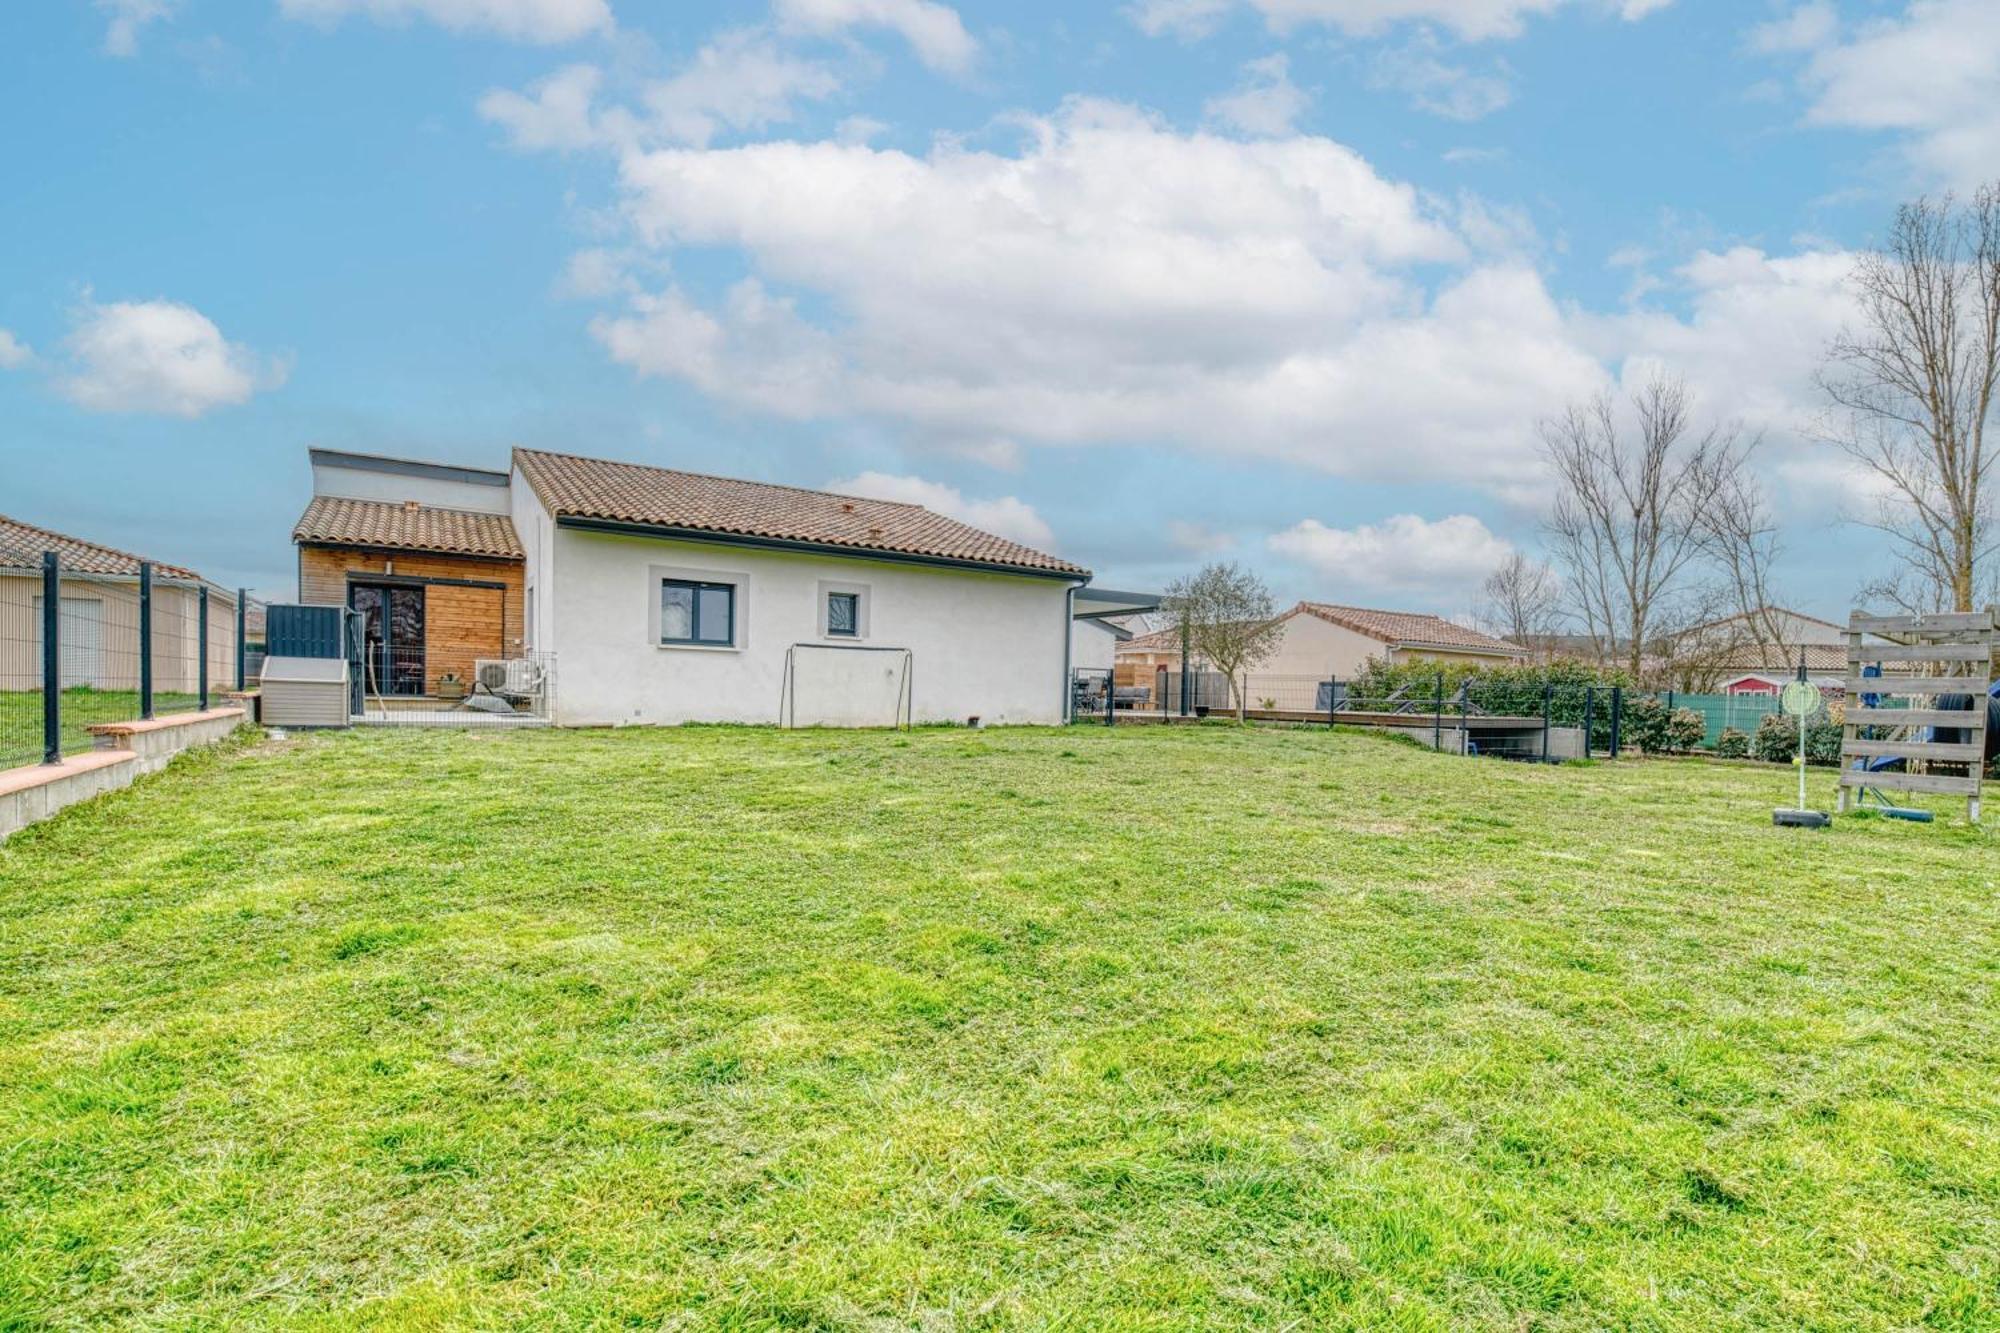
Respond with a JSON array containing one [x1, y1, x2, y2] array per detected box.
[[2, 553, 260, 772]]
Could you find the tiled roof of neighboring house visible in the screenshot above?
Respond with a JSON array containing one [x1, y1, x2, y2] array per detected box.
[[293, 496, 525, 559], [1716, 644, 1849, 674], [514, 448, 1087, 578], [1296, 602, 1524, 656], [0, 512, 202, 581], [1118, 626, 1186, 654]]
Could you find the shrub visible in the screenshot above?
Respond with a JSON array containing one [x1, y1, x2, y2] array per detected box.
[[1753, 712, 1798, 764], [1752, 712, 1843, 766], [1666, 707, 1706, 753], [1715, 727, 1749, 759], [1623, 695, 1671, 754]]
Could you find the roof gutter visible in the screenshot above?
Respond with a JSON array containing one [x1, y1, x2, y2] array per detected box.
[[554, 515, 1090, 583]]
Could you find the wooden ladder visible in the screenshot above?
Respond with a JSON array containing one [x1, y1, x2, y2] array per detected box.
[[1837, 610, 1997, 824]]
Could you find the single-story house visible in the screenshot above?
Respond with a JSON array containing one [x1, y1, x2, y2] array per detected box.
[[1261, 602, 1527, 676], [1669, 607, 1857, 697], [1717, 645, 1849, 697], [1116, 601, 1525, 683], [291, 446, 1096, 725], [1, 513, 243, 694]]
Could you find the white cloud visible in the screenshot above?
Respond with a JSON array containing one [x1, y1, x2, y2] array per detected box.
[[1130, 0, 1669, 43], [1766, 0, 2000, 188], [774, 0, 977, 73], [481, 34, 839, 152], [480, 63, 610, 150], [279, 0, 612, 44], [0, 330, 31, 370], [57, 299, 284, 418], [1169, 519, 1237, 554], [1269, 513, 1514, 595], [1746, 1, 1836, 55], [825, 471, 1055, 547], [586, 98, 1613, 491], [1204, 53, 1310, 136], [1370, 38, 1513, 120], [643, 30, 841, 147], [1577, 245, 1857, 435], [97, 0, 176, 56]]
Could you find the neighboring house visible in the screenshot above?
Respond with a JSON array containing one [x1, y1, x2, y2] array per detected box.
[[1668, 607, 1856, 696], [1111, 602, 1523, 707], [1116, 603, 1525, 680], [291, 446, 1094, 725], [1070, 616, 1129, 673], [1717, 645, 1849, 697], [1260, 602, 1526, 677], [0, 513, 242, 695], [293, 449, 527, 698]]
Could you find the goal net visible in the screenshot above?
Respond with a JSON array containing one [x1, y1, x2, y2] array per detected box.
[[781, 643, 913, 728]]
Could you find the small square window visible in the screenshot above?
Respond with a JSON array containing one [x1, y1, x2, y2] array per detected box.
[[827, 591, 859, 637]]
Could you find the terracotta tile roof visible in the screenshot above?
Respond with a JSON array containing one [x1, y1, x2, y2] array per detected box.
[[0, 512, 202, 581], [514, 448, 1087, 578], [1119, 626, 1187, 654], [293, 497, 524, 559], [1717, 644, 1849, 674], [1297, 602, 1525, 656]]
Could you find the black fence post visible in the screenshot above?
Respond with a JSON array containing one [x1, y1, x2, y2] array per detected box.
[[1609, 687, 1623, 760], [1583, 687, 1595, 758], [1433, 672, 1444, 752], [198, 586, 210, 712], [1105, 669, 1114, 727], [1458, 679, 1470, 755], [138, 562, 154, 720], [1541, 682, 1553, 763], [41, 551, 61, 765], [235, 588, 247, 691], [1327, 672, 1336, 729]]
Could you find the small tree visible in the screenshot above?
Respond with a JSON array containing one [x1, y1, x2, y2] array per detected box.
[[1163, 562, 1283, 721], [1479, 551, 1562, 656]]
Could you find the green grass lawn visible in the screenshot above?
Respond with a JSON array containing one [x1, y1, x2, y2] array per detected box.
[[0, 688, 203, 768], [3, 725, 1998, 1329]]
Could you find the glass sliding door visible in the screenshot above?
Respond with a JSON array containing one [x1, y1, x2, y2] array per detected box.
[[349, 583, 427, 696]]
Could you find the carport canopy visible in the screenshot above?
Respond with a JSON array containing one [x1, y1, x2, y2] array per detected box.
[[1073, 586, 1160, 621]]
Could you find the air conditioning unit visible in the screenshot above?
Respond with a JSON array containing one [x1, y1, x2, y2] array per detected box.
[[475, 657, 545, 700]]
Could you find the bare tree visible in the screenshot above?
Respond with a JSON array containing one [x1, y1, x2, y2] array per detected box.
[[1163, 561, 1282, 720], [1479, 552, 1562, 655], [1698, 460, 1791, 653], [1818, 185, 2000, 612], [1541, 373, 1747, 678]]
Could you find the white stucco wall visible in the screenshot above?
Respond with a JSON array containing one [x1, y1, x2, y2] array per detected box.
[[511, 468, 557, 654], [1070, 618, 1118, 672], [547, 525, 1076, 726], [313, 457, 513, 514], [1261, 612, 1389, 679]]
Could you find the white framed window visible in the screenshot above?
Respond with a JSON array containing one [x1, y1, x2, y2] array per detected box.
[[648, 563, 750, 652], [661, 578, 735, 646], [816, 580, 871, 641]]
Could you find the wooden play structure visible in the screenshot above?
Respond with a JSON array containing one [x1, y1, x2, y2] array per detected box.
[[1837, 610, 2000, 824]]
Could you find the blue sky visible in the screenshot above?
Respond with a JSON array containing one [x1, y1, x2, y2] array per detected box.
[[3, 0, 1992, 617]]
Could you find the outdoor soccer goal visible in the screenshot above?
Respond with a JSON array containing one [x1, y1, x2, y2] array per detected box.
[[780, 642, 914, 728]]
